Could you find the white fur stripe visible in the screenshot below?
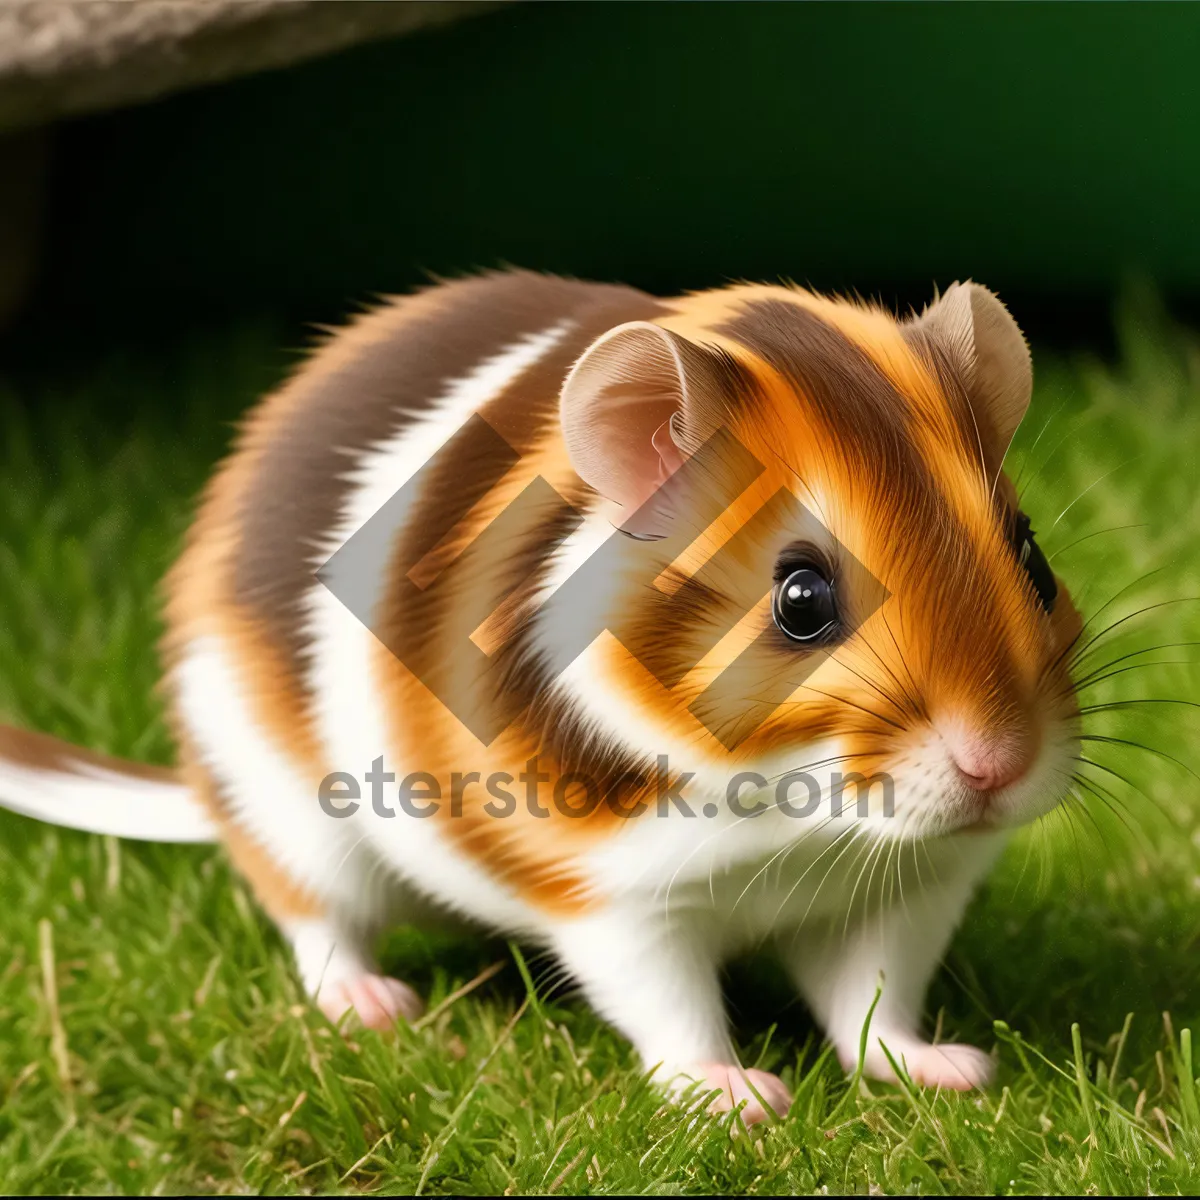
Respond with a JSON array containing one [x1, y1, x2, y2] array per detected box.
[[302, 322, 576, 932], [174, 634, 377, 916], [0, 757, 214, 842]]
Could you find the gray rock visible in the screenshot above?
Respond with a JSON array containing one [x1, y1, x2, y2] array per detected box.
[[0, 0, 506, 133]]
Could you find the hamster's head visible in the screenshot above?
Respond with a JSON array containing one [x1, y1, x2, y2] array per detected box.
[[559, 282, 1082, 840]]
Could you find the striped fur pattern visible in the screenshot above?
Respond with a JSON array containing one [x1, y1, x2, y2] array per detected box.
[[1, 271, 1083, 1122]]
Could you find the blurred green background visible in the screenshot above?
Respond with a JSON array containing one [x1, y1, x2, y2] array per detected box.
[[10, 0, 1200, 349]]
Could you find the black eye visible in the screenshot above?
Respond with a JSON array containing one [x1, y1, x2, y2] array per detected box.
[[772, 566, 839, 643], [1012, 512, 1057, 614]]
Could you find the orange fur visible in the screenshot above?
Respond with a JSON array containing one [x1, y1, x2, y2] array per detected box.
[[163, 273, 1082, 919]]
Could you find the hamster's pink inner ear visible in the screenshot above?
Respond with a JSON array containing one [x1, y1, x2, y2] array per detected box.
[[559, 321, 732, 529], [908, 281, 1034, 478]]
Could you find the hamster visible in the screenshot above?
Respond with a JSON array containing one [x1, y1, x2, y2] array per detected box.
[[0, 270, 1082, 1125]]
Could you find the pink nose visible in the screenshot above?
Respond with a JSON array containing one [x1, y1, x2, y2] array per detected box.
[[951, 741, 1033, 792]]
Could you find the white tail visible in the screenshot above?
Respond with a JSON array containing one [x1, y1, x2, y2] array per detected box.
[[0, 725, 216, 843]]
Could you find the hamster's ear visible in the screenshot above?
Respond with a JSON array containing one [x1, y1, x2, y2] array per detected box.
[[909, 281, 1032, 475], [559, 321, 737, 525]]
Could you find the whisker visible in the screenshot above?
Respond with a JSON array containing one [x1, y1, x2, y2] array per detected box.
[[1073, 561, 1175, 645], [885, 610, 930, 722], [1070, 770, 1155, 856], [659, 747, 866, 920], [1074, 660, 1194, 693], [1062, 796, 1087, 879], [1008, 813, 1041, 902], [728, 807, 841, 922], [840, 833, 883, 942], [1070, 641, 1200, 690], [1048, 454, 1144, 534], [1047, 523, 1148, 564], [1011, 394, 1071, 497], [1064, 788, 1112, 855], [864, 830, 893, 928], [1072, 753, 1172, 818], [854, 633, 922, 720], [1069, 776, 1129, 849], [792, 830, 866, 945], [826, 653, 912, 721], [757, 752, 879, 787], [1068, 594, 1200, 674], [1078, 697, 1200, 716], [1078, 731, 1200, 784], [794, 682, 907, 733], [908, 830, 928, 899], [779, 823, 863, 935]]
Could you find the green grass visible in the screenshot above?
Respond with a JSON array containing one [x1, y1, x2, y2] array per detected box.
[[2, 290, 1200, 1195]]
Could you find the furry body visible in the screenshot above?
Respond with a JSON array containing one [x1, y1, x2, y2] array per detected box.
[[0, 271, 1082, 1122]]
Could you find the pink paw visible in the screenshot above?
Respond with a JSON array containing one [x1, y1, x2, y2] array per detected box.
[[318, 974, 425, 1031], [851, 1038, 992, 1091], [666, 1062, 792, 1125], [900, 1042, 993, 1091]]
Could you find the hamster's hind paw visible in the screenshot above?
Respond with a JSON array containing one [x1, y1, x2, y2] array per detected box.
[[866, 1039, 993, 1091], [318, 974, 425, 1031], [664, 1062, 792, 1126]]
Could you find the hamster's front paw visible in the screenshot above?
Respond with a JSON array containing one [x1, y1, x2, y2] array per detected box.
[[851, 1037, 992, 1091], [662, 1062, 792, 1125], [900, 1042, 993, 1090], [317, 974, 425, 1031]]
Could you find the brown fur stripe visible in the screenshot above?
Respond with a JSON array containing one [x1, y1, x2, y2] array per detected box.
[[0, 724, 177, 783], [372, 287, 666, 909], [716, 298, 925, 477], [231, 271, 655, 697]]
